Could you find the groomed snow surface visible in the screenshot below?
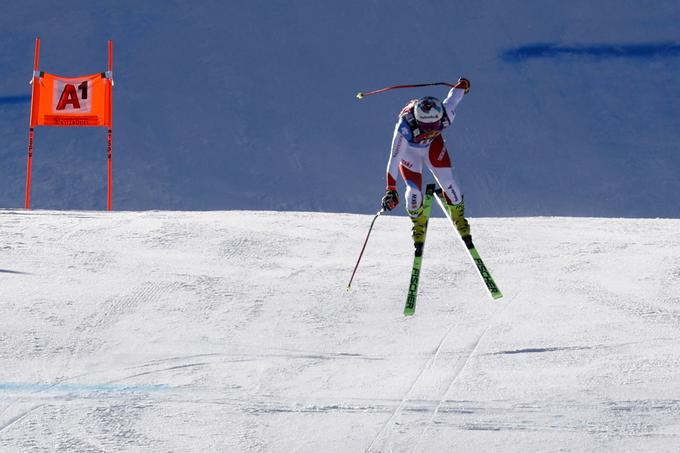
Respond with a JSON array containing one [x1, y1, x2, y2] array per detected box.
[[1, 209, 679, 452]]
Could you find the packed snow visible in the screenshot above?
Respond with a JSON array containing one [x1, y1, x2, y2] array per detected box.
[[1, 209, 679, 452]]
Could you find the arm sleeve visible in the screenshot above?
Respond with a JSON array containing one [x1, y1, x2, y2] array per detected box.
[[386, 121, 408, 190], [442, 87, 465, 123]]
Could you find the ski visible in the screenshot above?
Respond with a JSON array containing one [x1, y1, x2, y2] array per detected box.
[[434, 190, 503, 300], [404, 184, 436, 316]]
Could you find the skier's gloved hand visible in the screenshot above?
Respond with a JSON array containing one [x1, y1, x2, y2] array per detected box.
[[381, 189, 399, 211], [454, 77, 470, 94]]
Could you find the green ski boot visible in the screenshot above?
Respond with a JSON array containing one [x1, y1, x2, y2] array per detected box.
[[447, 197, 471, 239], [408, 206, 429, 256]]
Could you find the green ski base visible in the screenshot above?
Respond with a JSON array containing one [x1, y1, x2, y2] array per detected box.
[[468, 246, 503, 299], [434, 190, 503, 300], [404, 184, 436, 316], [403, 258, 422, 316]]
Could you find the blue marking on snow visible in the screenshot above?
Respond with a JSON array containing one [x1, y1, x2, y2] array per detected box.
[[0, 95, 31, 105], [500, 42, 680, 61], [0, 269, 30, 275], [0, 382, 169, 394]]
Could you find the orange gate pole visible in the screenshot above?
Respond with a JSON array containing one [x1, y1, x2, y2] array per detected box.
[[25, 37, 41, 209], [106, 39, 113, 211]]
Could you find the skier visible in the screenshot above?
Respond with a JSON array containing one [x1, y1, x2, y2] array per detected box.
[[381, 77, 473, 250]]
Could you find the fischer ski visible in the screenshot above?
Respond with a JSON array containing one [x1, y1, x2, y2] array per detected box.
[[404, 184, 436, 316], [434, 189, 503, 300]]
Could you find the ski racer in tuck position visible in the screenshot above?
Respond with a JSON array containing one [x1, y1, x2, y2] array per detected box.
[[381, 77, 473, 250]]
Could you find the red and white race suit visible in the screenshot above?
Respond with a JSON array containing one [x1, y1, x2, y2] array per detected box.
[[386, 87, 466, 215]]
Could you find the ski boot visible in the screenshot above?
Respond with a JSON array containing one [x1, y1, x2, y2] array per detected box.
[[408, 206, 428, 256], [447, 197, 473, 248]]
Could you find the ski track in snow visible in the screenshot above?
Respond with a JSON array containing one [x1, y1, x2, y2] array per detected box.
[[1, 210, 680, 452], [411, 289, 523, 452], [366, 319, 461, 452], [368, 287, 525, 453]]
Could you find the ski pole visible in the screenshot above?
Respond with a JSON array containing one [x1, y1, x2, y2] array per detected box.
[[356, 82, 456, 100], [347, 209, 385, 290]]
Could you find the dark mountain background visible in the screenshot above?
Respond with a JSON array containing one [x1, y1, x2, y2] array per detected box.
[[2, 0, 679, 217]]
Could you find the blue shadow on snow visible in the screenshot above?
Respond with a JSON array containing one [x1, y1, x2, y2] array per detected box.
[[500, 42, 680, 61], [0, 95, 31, 106], [0, 269, 31, 275], [0, 382, 169, 393]]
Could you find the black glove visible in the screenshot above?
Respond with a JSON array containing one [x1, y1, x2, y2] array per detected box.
[[455, 77, 470, 94], [381, 189, 399, 211]]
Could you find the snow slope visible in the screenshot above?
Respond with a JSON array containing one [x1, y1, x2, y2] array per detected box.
[[1, 209, 679, 451]]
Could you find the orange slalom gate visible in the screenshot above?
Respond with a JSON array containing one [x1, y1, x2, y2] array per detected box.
[[25, 37, 114, 210]]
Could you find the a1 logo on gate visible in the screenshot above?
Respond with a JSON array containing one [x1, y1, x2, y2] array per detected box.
[[52, 79, 92, 113]]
